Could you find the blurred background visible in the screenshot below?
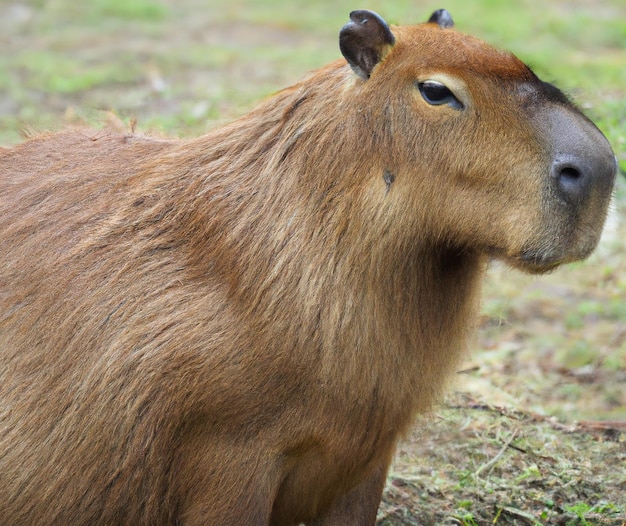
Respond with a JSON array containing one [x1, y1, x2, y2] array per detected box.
[[1, 0, 624, 523]]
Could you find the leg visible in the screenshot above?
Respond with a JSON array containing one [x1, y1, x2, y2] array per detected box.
[[176, 439, 283, 526], [309, 462, 389, 526]]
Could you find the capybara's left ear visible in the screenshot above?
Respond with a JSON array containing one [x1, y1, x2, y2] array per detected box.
[[339, 10, 395, 80]]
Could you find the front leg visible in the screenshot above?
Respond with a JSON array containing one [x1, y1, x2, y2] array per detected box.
[[309, 461, 389, 526]]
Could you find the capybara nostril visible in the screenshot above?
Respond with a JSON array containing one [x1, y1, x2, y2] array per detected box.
[[552, 156, 587, 203], [550, 145, 616, 206]]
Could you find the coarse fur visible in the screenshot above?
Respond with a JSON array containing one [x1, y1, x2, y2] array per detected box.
[[0, 10, 616, 525]]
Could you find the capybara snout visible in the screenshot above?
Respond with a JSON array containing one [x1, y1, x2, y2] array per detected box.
[[547, 108, 616, 206], [525, 84, 616, 269], [0, 8, 616, 526]]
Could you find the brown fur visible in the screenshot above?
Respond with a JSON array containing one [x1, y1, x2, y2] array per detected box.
[[0, 12, 615, 526]]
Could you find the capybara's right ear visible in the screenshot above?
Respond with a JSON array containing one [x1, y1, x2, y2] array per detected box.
[[339, 10, 395, 80], [427, 9, 454, 29]]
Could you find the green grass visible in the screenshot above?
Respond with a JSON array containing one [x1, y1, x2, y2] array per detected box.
[[87, 0, 168, 20], [16, 50, 138, 93]]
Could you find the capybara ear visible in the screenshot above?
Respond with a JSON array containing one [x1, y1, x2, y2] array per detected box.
[[427, 9, 454, 29], [339, 10, 395, 80]]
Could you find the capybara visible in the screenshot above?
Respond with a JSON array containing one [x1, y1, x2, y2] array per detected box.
[[0, 8, 616, 525]]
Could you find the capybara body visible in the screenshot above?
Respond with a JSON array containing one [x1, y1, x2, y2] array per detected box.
[[0, 9, 616, 525]]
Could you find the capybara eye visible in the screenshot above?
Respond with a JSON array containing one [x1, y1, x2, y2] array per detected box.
[[418, 80, 464, 110]]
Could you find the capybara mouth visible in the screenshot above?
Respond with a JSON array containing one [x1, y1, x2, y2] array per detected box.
[[484, 245, 563, 274], [515, 251, 562, 274]]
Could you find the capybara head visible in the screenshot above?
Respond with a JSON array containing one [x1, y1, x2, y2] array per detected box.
[[338, 9, 616, 273]]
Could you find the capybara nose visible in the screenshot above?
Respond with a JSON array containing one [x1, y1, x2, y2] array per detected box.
[[551, 152, 617, 205], [543, 100, 617, 207], [551, 154, 588, 203]]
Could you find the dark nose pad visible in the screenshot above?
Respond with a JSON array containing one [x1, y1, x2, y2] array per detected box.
[[551, 155, 589, 203]]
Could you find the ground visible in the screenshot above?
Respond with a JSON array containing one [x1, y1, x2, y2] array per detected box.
[[1, 1, 625, 524], [377, 252, 626, 525]]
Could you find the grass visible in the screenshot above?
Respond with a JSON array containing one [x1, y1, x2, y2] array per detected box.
[[1, 0, 625, 523], [381, 396, 626, 525]]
